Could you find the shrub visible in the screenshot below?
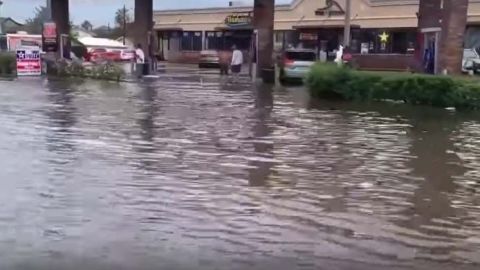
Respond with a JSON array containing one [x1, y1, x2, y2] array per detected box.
[[0, 52, 16, 76], [47, 59, 124, 82], [306, 63, 480, 110]]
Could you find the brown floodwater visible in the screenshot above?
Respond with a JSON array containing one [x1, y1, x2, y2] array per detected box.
[[0, 75, 479, 270]]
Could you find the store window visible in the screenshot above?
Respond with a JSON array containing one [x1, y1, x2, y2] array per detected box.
[[206, 31, 224, 50], [181, 31, 203, 51], [356, 29, 416, 54]]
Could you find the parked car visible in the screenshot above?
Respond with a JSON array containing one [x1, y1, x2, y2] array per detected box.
[[86, 48, 107, 62], [86, 48, 122, 62], [279, 49, 317, 83], [462, 48, 480, 73], [120, 49, 135, 61], [199, 50, 220, 68]]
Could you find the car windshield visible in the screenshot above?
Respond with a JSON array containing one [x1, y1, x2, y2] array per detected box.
[[286, 51, 316, 61], [464, 50, 476, 59]]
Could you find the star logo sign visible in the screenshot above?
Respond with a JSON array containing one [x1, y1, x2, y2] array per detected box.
[[17, 51, 25, 59], [379, 32, 389, 43]]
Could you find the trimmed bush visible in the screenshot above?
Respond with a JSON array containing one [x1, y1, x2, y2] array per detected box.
[[306, 63, 480, 110], [47, 59, 125, 82], [0, 52, 16, 76]]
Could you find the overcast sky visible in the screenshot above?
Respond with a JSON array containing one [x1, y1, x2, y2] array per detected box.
[[1, 0, 292, 26]]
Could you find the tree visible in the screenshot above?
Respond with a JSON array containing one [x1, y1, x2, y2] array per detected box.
[[81, 20, 93, 31], [439, 0, 469, 75], [114, 7, 131, 28], [23, 6, 49, 34]]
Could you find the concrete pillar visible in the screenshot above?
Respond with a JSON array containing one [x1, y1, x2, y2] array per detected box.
[[439, 0, 469, 75], [134, 0, 153, 59], [253, 0, 275, 79], [417, 0, 442, 73], [418, 0, 442, 30], [51, 0, 69, 57]]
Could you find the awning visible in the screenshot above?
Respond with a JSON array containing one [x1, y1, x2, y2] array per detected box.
[[155, 27, 183, 31], [293, 24, 360, 30], [214, 25, 253, 31]]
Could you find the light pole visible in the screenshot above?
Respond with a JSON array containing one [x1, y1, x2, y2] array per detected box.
[[123, 4, 127, 45], [343, 0, 352, 47], [0, 1, 4, 34]]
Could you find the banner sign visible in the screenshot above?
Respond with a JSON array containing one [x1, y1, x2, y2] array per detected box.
[[16, 49, 42, 76], [225, 14, 252, 27], [42, 22, 58, 52]]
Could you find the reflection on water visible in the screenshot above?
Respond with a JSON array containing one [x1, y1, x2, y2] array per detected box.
[[0, 77, 479, 270]]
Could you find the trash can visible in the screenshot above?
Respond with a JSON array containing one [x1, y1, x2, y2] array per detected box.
[[143, 60, 150, 76], [262, 67, 275, 84], [135, 63, 144, 78]]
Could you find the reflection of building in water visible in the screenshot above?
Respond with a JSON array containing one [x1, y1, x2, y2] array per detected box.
[[248, 85, 274, 187]]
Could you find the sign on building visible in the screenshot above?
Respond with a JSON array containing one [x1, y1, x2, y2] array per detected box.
[[225, 13, 252, 28], [16, 48, 42, 76], [42, 22, 58, 52]]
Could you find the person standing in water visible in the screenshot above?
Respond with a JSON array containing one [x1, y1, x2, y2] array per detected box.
[[230, 45, 243, 81], [219, 48, 231, 76]]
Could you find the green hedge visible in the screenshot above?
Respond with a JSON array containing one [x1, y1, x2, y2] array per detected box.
[[306, 63, 480, 110], [0, 52, 16, 76]]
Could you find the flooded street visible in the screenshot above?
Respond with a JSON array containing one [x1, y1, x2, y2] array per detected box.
[[0, 75, 479, 270]]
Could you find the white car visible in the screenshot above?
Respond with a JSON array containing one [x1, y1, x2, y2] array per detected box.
[[279, 49, 317, 83], [462, 48, 480, 73]]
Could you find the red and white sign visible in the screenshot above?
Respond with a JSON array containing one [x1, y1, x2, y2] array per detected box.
[[16, 49, 42, 76]]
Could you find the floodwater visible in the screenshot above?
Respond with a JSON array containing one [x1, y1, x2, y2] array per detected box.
[[0, 74, 479, 270]]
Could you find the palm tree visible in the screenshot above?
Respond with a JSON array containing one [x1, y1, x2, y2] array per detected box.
[[114, 7, 131, 28], [439, 0, 469, 75], [81, 20, 93, 31]]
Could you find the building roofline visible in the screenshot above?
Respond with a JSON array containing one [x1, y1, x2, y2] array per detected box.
[[154, 0, 304, 15], [0, 17, 24, 26]]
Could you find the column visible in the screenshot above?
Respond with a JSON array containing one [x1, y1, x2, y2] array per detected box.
[[134, 0, 154, 59], [51, 0, 70, 57], [439, 0, 469, 75], [418, 0, 442, 30], [253, 0, 275, 79], [417, 0, 442, 73]]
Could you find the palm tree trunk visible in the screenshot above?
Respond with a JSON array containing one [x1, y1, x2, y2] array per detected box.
[[439, 0, 469, 75]]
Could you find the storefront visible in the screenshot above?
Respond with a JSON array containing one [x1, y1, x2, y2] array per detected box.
[[153, 0, 480, 67]]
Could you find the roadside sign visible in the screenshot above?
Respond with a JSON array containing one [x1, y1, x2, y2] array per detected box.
[[42, 22, 58, 52], [16, 49, 42, 76]]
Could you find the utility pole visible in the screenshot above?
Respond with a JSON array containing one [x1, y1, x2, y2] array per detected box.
[[343, 0, 352, 47], [46, 0, 52, 21], [0, 1, 3, 34], [123, 4, 127, 45]]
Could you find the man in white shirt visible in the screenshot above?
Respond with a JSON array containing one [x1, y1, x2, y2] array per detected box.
[[230, 45, 243, 80], [135, 44, 145, 64]]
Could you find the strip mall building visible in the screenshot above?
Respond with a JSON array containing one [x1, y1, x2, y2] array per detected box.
[[153, 0, 480, 69]]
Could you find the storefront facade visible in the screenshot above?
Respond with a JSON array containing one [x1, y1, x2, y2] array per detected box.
[[154, 0, 480, 66]]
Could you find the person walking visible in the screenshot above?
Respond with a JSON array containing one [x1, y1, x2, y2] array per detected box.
[[219, 49, 231, 76], [135, 44, 146, 77], [230, 45, 243, 81]]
